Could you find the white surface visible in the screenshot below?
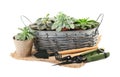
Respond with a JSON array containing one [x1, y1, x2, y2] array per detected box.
[[0, 0, 119, 77]]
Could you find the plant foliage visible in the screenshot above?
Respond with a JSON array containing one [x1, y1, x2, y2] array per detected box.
[[52, 12, 76, 31], [74, 18, 99, 30], [31, 12, 100, 31], [14, 26, 34, 41], [35, 14, 54, 30]]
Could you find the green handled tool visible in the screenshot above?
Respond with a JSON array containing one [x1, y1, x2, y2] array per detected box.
[[54, 48, 110, 65], [86, 52, 110, 62]]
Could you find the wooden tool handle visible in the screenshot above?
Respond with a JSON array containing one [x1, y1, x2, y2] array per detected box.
[[59, 46, 98, 55], [68, 48, 98, 57]]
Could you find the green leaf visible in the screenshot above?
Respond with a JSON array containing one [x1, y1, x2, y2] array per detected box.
[[18, 28, 24, 31], [69, 24, 75, 29], [15, 26, 34, 41], [56, 26, 62, 32], [52, 24, 58, 29]]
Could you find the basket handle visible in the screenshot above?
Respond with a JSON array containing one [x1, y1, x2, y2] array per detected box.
[[96, 13, 104, 25], [94, 13, 104, 35], [20, 15, 32, 26]]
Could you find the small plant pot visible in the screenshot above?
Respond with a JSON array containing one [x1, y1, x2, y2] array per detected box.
[[13, 37, 33, 57]]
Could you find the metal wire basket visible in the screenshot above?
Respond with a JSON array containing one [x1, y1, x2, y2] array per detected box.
[[21, 14, 104, 52], [33, 27, 99, 52]]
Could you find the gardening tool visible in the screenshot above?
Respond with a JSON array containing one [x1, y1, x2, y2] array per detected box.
[[53, 55, 86, 66], [86, 52, 110, 62], [55, 48, 98, 61], [54, 48, 110, 66], [34, 45, 98, 59], [34, 49, 59, 59]]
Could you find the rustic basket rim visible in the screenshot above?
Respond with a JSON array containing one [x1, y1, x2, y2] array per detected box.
[[31, 27, 98, 32]]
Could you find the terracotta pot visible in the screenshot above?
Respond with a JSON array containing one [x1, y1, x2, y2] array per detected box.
[[13, 37, 33, 57]]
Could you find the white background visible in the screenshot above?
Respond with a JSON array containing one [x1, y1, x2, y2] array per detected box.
[[0, 0, 119, 77]]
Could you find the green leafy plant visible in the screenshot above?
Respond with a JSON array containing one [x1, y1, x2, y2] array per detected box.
[[51, 12, 76, 31], [35, 14, 54, 30], [74, 18, 99, 30], [14, 26, 34, 41], [31, 12, 100, 31]]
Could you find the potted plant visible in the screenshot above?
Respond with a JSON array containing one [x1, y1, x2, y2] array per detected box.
[[30, 12, 102, 52], [13, 26, 34, 57]]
